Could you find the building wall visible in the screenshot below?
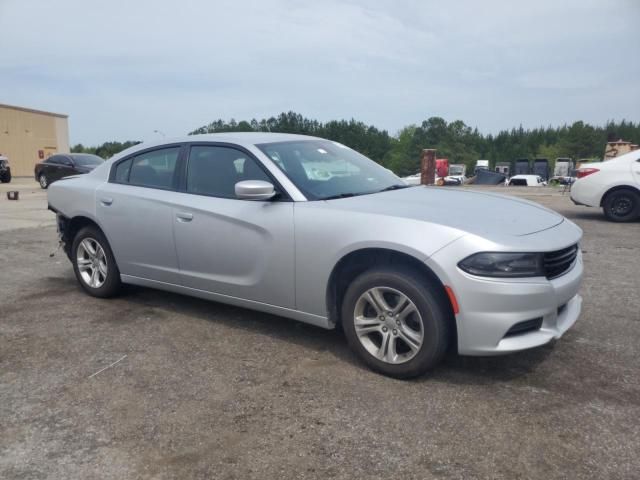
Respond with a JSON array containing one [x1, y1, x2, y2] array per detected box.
[[0, 104, 70, 176]]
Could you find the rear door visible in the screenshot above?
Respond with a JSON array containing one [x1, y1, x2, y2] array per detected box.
[[96, 145, 185, 284], [43, 156, 63, 180], [57, 156, 76, 180], [172, 144, 295, 308]]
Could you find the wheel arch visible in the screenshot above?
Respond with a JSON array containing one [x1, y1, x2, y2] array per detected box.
[[326, 248, 457, 344], [599, 184, 640, 206], [60, 215, 109, 259]]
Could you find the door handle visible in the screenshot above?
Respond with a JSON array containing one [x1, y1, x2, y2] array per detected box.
[[99, 197, 113, 206], [176, 212, 193, 222]]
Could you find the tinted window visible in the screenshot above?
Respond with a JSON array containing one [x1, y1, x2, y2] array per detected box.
[[72, 154, 103, 166], [125, 147, 180, 189], [114, 158, 132, 183], [186, 146, 271, 198], [46, 156, 62, 165]]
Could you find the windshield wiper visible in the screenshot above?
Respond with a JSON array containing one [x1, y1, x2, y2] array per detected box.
[[321, 192, 359, 200], [377, 184, 410, 192]]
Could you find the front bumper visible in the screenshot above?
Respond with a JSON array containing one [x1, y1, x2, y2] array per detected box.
[[426, 226, 583, 355]]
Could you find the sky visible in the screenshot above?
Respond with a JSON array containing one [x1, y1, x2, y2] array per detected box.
[[1, 0, 639, 145]]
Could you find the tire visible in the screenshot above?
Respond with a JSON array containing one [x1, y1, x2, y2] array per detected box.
[[71, 226, 121, 298], [341, 266, 451, 379], [39, 173, 49, 189], [0, 171, 10, 183], [602, 189, 640, 222]]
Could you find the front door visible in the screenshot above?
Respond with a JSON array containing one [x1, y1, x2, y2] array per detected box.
[[172, 145, 295, 308]]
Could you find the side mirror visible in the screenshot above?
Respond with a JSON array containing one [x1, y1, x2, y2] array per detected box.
[[235, 180, 276, 200]]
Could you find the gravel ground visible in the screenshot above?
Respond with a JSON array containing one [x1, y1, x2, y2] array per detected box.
[[1, 180, 639, 479]]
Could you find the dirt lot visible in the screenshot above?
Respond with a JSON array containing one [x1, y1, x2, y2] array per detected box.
[[1, 179, 639, 479]]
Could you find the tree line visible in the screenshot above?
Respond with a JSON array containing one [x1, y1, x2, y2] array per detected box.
[[73, 112, 640, 176], [71, 141, 141, 159]]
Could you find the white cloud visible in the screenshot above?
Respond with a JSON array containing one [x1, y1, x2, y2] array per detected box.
[[0, 0, 638, 144]]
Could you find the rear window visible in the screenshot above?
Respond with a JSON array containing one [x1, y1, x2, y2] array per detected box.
[[72, 154, 103, 166]]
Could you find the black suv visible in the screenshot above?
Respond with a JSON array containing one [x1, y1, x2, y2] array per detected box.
[[0, 155, 11, 183]]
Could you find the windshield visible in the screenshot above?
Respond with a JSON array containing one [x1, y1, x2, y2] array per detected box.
[[256, 140, 404, 200], [72, 154, 103, 166], [449, 165, 464, 175]]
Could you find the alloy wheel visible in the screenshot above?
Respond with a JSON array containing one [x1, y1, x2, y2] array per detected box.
[[76, 238, 108, 288], [39, 175, 48, 188], [610, 195, 633, 218], [353, 286, 424, 364]]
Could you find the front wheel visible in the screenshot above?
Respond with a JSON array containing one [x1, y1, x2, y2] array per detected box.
[[39, 173, 49, 189], [71, 226, 121, 297], [602, 189, 640, 222], [0, 171, 10, 183], [341, 267, 451, 378]]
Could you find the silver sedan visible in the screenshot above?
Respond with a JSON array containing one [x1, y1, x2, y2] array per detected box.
[[48, 133, 583, 378]]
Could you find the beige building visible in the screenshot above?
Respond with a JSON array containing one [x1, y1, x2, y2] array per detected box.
[[0, 103, 70, 176]]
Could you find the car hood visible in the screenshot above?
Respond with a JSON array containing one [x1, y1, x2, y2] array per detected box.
[[326, 186, 564, 237]]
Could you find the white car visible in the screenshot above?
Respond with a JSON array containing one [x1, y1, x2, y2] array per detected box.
[[508, 175, 547, 187], [571, 150, 640, 222], [403, 173, 421, 185]]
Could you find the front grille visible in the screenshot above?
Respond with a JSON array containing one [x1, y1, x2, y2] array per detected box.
[[543, 244, 578, 279], [504, 317, 543, 337]]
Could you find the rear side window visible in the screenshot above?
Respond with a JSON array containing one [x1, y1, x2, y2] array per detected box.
[[186, 146, 270, 198], [114, 147, 180, 189], [114, 159, 132, 183]]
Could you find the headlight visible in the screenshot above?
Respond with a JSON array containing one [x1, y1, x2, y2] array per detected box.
[[458, 252, 544, 278]]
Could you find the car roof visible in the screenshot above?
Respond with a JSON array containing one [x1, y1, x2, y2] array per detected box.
[[68, 153, 102, 158], [110, 132, 326, 161], [154, 132, 322, 148]]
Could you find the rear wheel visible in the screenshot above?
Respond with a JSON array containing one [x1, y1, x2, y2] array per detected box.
[[602, 189, 640, 222], [39, 173, 49, 189], [0, 171, 10, 183], [341, 267, 451, 378], [71, 226, 121, 297]]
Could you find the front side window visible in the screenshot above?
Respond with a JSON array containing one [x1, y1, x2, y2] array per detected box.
[[256, 140, 402, 200], [116, 147, 180, 189], [186, 146, 271, 198]]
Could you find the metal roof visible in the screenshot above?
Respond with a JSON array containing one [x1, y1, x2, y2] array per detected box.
[[0, 102, 68, 118]]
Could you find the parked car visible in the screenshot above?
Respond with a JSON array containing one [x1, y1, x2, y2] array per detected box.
[[0, 155, 11, 183], [48, 133, 583, 378], [446, 163, 467, 183], [571, 150, 640, 222], [35, 153, 104, 189], [403, 173, 421, 185], [508, 175, 547, 187]]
